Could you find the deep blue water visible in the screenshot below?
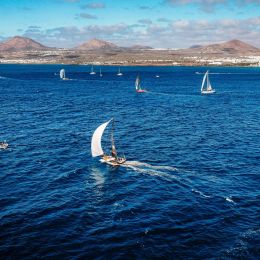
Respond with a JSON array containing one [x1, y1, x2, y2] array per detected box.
[[0, 64, 259, 259]]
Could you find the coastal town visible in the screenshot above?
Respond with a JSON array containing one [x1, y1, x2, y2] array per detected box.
[[0, 36, 260, 66]]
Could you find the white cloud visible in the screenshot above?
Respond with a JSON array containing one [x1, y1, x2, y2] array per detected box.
[[78, 13, 97, 19], [81, 2, 106, 9], [21, 16, 260, 48]]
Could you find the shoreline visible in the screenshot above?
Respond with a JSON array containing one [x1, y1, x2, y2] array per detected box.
[[0, 62, 259, 67]]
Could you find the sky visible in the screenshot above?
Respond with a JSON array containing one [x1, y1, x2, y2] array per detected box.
[[0, 0, 259, 48]]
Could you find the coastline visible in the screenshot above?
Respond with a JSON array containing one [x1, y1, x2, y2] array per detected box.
[[0, 49, 259, 67], [0, 62, 259, 67]]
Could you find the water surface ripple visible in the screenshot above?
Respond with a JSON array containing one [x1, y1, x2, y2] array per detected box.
[[0, 65, 259, 259]]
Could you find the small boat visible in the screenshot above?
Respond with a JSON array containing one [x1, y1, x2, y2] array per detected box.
[[0, 141, 8, 150], [60, 69, 69, 80], [117, 67, 123, 76], [155, 75, 160, 78], [91, 119, 126, 166], [90, 65, 96, 75], [135, 75, 146, 93], [99, 68, 103, 77], [201, 70, 215, 94]]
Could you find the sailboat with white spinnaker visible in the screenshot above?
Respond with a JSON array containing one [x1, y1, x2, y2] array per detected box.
[[91, 119, 126, 166]]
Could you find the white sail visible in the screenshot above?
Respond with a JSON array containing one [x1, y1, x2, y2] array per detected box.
[[117, 67, 123, 76], [207, 74, 212, 91], [135, 75, 140, 90], [60, 69, 65, 79], [90, 65, 96, 74], [91, 119, 112, 157], [201, 71, 208, 92]]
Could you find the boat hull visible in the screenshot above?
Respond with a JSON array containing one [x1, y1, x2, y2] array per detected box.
[[0, 143, 8, 149], [101, 156, 126, 166], [201, 90, 215, 94], [136, 90, 147, 93]]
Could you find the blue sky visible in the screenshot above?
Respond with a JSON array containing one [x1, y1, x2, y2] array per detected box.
[[0, 0, 259, 48]]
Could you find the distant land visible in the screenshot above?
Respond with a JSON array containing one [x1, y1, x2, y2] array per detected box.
[[0, 36, 259, 66], [0, 36, 48, 51]]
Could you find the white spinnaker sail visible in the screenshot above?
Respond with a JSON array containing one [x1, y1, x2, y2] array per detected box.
[[201, 71, 208, 92], [60, 69, 65, 79], [135, 76, 140, 90], [91, 119, 112, 157]]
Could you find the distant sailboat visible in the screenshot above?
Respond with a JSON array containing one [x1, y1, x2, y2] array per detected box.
[[60, 69, 69, 80], [135, 75, 146, 93], [155, 75, 160, 78], [91, 119, 126, 166], [90, 65, 96, 75], [0, 141, 8, 150], [201, 70, 215, 94], [117, 67, 123, 76], [99, 68, 103, 77]]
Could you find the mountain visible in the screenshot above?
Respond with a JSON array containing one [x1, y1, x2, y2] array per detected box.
[[129, 45, 153, 50], [0, 36, 48, 51], [75, 39, 119, 50], [189, 44, 203, 49], [188, 39, 259, 55]]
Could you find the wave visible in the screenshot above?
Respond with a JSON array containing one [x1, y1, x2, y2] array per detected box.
[[122, 160, 180, 181], [225, 196, 235, 203], [124, 160, 179, 171], [192, 189, 211, 198], [122, 160, 214, 200]]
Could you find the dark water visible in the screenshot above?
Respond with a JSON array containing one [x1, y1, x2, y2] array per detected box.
[[0, 64, 259, 259]]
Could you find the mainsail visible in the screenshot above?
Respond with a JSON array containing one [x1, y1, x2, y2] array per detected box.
[[60, 69, 65, 79], [90, 65, 96, 74], [117, 67, 123, 76], [206, 73, 212, 91], [135, 75, 141, 90], [91, 119, 112, 157], [201, 71, 212, 92]]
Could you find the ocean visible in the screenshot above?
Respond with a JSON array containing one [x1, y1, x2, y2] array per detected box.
[[0, 64, 259, 259]]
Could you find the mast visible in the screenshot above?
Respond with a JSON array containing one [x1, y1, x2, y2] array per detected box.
[[206, 71, 209, 90], [111, 119, 117, 158]]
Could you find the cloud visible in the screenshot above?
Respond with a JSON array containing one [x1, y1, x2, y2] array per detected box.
[[81, 2, 106, 9], [139, 5, 153, 10], [165, 0, 226, 12], [164, 0, 260, 12], [63, 0, 80, 2], [79, 13, 97, 19], [21, 16, 260, 48], [157, 18, 171, 23], [138, 19, 153, 25], [25, 26, 42, 33], [0, 36, 7, 41]]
